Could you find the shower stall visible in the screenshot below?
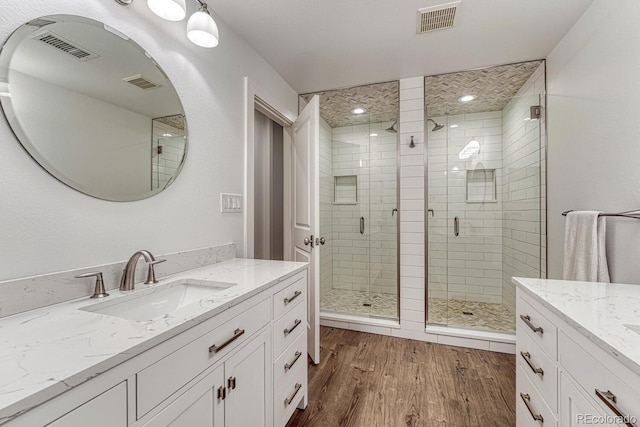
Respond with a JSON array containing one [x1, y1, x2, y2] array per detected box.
[[425, 60, 546, 334], [301, 82, 400, 321]]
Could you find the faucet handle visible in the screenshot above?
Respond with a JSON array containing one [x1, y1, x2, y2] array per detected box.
[[75, 271, 109, 299], [145, 259, 166, 285]]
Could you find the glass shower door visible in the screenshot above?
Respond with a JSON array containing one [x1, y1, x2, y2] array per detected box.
[[426, 94, 543, 333]]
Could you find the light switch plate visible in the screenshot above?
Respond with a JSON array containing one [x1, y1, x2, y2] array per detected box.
[[220, 193, 242, 213]]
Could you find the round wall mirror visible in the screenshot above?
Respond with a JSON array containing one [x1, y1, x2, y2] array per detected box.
[[0, 15, 188, 201]]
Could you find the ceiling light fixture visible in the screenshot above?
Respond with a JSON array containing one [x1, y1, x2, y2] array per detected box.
[[116, 0, 219, 48], [352, 107, 366, 114], [458, 94, 475, 103]]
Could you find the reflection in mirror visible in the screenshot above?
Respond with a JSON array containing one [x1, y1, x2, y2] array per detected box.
[[0, 15, 188, 201]]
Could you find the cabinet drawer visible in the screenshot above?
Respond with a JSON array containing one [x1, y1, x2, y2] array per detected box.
[[517, 364, 557, 427], [47, 382, 127, 427], [273, 276, 306, 320], [274, 333, 306, 392], [137, 298, 270, 419], [559, 373, 620, 427], [559, 332, 640, 425], [516, 328, 558, 413], [274, 366, 306, 427], [273, 299, 306, 356], [517, 296, 557, 359]]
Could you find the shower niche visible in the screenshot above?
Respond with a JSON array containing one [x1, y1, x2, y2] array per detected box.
[[300, 81, 400, 321], [334, 175, 358, 205]]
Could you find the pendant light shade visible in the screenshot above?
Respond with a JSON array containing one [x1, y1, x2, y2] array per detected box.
[[147, 0, 187, 21], [187, 9, 219, 48]]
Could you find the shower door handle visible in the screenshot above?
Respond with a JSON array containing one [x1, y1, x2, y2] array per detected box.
[[360, 217, 365, 234], [454, 216, 459, 237]]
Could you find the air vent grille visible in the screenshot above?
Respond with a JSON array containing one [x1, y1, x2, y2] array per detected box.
[[123, 74, 162, 90], [26, 18, 57, 28], [417, 1, 460, 34], [35, 31, 99, 61]]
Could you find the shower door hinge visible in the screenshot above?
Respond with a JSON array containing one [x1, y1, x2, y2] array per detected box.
[[530, 105, 541, 120]]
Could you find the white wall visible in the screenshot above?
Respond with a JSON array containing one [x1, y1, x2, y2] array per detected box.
[[547, 0, 640, 283], [11, 71, 152, 198], [0, 1, 298, 280]]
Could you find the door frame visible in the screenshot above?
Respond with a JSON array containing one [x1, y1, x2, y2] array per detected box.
[[244, 77, 295, 260]]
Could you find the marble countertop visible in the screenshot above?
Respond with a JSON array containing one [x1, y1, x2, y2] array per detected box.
[[0, 258, 307, 424], [514, 277, 640, 376]]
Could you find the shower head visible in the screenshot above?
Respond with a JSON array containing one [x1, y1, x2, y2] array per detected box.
[[427, 119, 445, 132], [385, 121, 397, 133]]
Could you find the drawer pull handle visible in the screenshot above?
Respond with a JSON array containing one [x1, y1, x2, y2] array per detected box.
[[217, 386, 226, 400], [520, 315, 544, 334], [520, 393, 544, 423], [285, 351, 303, 371], [209, 328, 245, 353], [284, 319, 302, 336], [284, 383, 302, 406], [284, 290, 302, 305], [595, 389, 637, 427], [520, 351, 544, 376]]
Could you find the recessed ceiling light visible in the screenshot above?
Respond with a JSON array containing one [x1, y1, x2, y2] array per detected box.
[[449, 124, 459, 128], [370, 133, 378, 137], [352, 107, 366, 114], [458, 95, 475, 103]]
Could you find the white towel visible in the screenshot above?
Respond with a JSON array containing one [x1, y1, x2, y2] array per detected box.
[[562, 211, 610, 282]]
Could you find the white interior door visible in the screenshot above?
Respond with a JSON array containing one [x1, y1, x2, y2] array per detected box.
[[292, 96, 320, 364]]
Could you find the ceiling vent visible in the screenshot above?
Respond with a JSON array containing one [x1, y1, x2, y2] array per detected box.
[[417, 1, 461, 34], [26, 18, 57, 28], [35, 31, 99, 61], [123, 74, 162, 90]]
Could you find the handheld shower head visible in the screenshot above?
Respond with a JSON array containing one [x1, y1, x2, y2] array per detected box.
[[427, 119, 444, 132]]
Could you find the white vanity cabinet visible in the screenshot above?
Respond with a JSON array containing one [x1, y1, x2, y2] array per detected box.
[[5, 268, 308, 427], [516, 284, 640, 427]]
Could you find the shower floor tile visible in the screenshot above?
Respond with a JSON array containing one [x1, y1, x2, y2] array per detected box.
[[320, 289, 398, 320], [428, 299, 515, 333]]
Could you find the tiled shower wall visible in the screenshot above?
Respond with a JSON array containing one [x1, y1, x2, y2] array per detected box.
[[427, 111, 504, 304], [319, 117, 333, 301], [330, 122, 398, 295], [501, 63, 547, 314]]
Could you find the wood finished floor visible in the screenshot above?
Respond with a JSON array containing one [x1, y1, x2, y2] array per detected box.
[[286, 327, 516, 427]]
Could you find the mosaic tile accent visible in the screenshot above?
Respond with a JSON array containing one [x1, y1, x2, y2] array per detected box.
[[428, 298, 515, 333], [300, 81, 398, 128], [425, 61, 542, 117], [155, 114, 186, 131], [320, 289, 398, 320]]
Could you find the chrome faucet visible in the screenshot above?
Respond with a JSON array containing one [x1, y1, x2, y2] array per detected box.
[[119, 250, 156, 291]]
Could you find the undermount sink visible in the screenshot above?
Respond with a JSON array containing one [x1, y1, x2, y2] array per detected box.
[[81, 279, 237, 321]]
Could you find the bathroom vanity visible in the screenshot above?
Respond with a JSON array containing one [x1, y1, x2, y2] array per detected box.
[[0, 258, 308, 427], [515, 278, 640, 427]]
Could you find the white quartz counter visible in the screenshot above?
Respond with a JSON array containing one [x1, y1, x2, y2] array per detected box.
[[514, 277, 640, 376], [0, 258, 307, 424]]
